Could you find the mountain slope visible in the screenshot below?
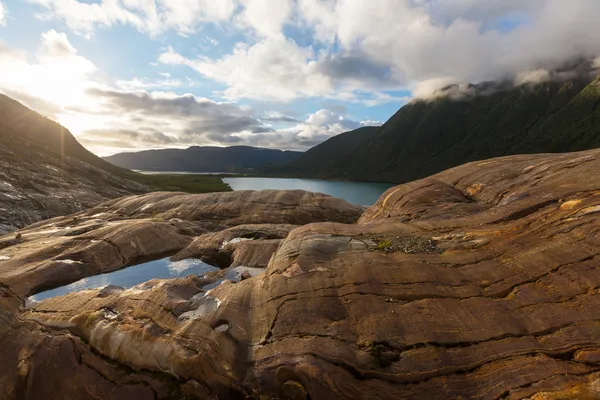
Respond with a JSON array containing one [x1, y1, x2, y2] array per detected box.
[[104, 146, 302, 172], [0, 94, 150, 234], [0, 95, 132, 174], [290, 126, 378, 173], [288, 71, 600, 183]]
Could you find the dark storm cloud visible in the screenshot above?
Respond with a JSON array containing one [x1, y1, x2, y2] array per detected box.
[[317, 53, 399, 86], [261, 115, 300, 123], [81, 128, 178, 145], [86, 87, 268, 136], [251, 126, 275, 133]]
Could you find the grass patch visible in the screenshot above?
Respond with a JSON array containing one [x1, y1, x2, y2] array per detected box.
[[377, 239, 393, 250], [126, 172, 232, 194]]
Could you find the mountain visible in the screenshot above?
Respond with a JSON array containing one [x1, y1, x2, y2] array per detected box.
[[0, 94, 130, 175], [0, 93, 150, 234], [289, 126, 378, 172], [103, 146, 303, 172], [286, 67, 600, 183]]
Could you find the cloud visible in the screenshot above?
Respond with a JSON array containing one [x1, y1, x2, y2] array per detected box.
[[30, 1, 600, 102], [237, 0, 293, 37], [78, 128, 178, 150], [159, 37, 332, 101], [87, 87, 266, 133], [160, 0, 238, 36], [78, 89, 368, 154], [0, 31, 375, 156], [116, 77, 183, 90], [158, 37, 404, 103], [28, 0, 152, 37], [0, 30, 96, 112], [316, 53, 399, 88], [270, 109, 366, 148], [27, 0, 237, 37], [297, 0, 600, 96], [10, 2, 600, 155], [261, 111, 301, 124], [0, 2, 6, 26], [360, 120, 383, 127]]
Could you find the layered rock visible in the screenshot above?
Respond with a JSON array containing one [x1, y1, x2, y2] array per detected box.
[[2, 151, 600, 399]]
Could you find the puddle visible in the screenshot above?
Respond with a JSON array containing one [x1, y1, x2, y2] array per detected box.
[[28, 258, 219, 302]]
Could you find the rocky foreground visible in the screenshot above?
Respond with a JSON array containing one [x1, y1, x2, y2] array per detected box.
[[2, 150, 600, 399]]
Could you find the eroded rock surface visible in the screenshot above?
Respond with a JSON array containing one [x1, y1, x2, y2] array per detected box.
[[3, 151, 600, 399]]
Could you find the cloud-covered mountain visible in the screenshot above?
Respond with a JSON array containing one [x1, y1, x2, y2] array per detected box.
[[282, 66, 600, 182]]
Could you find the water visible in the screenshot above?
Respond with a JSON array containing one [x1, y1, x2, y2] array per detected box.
[[29, 258, 219, 302], [223, 177, 394, 206], [135, 170, 237, 175]]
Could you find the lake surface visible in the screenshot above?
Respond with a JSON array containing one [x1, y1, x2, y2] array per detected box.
[[136, 170, 237, 175], [29, 258, 219, 302], [224, 177, 394, 206]]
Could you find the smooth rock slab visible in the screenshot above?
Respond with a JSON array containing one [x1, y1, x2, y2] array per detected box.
[[3, 152, 600, 399]]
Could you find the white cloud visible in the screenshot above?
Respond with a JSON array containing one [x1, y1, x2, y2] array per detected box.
[[159, 36, 333, 101], [160, 0, 237, 36], [274, 109, 365, 147], [116, 77, 183, 90], [0, 30, 96, 111], [29, 0, 600, 101], [297, 0, 600, 96], [360, 120, 383, 127], [237, 0, 293, 37], [29, 0, 150, 37], [158, 37, 403, 103], [27, 0, 237, 37], [153, 0, 600, 102], [0, 2, 6, 26]]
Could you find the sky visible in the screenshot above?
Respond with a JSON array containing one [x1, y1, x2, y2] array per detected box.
[[0, 1, 600, 156]]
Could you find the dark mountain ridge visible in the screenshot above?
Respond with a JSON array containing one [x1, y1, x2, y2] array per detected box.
[[104, 145, 302, 172]]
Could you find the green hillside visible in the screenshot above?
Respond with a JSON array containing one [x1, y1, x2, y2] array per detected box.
[[286, 72, 600, 183]]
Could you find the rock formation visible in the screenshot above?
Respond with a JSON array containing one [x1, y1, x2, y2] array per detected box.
[[2, 150, 600, 399]]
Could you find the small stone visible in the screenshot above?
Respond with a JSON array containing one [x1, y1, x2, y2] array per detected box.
[[15, 233, 21, 240], [240, 270, 252, 280], [97, 285, 124, 298]]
